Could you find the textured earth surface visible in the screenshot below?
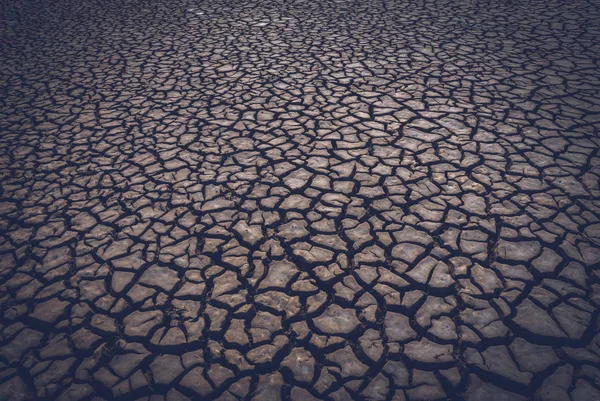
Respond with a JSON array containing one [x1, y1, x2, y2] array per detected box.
[[1, 0, 600, 400]]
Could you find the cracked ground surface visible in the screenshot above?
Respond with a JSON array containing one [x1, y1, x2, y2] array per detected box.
[[1, 0, 600, 400]]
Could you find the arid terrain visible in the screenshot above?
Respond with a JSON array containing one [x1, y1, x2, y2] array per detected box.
[[1, 0, 599, 400]]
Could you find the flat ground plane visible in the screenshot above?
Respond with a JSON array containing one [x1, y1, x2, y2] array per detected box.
[[1, 0, 600, 400]]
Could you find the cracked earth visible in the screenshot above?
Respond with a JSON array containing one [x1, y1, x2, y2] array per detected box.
[[1, 0, 600, 400]]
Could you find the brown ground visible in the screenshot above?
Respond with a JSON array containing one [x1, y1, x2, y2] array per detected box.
[[1, 0, 600, 400]]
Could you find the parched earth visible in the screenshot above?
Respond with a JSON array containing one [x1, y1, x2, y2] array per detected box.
[[1, 0, 600, 400]]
